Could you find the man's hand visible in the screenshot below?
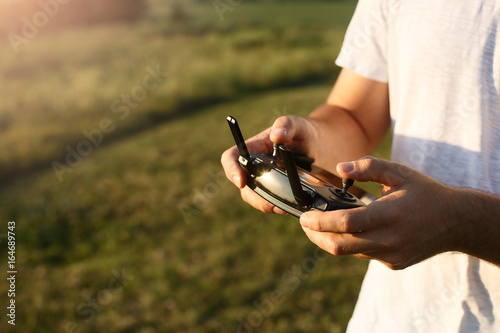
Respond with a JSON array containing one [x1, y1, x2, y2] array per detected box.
[[300, 156, 463, 270], [220, 69, 390, 216], [221, 116, 318, 214]]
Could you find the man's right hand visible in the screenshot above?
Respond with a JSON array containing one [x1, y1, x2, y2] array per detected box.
[[220, 115, 318, 214], [220, 68, 391, 215]]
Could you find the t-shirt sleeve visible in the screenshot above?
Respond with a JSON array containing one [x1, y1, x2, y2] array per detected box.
[[335, 0, 390, 83]]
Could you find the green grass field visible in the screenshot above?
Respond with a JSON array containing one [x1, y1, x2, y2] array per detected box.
[[0, 1, 391, 332]]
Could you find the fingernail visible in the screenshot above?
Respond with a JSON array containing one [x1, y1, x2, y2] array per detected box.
[[272, 127, 288, 138], [338, 162, 354, 174], [233, 175, 241, 188], [300, 214, 310, 228]]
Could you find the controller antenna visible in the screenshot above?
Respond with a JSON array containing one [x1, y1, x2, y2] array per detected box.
[[279, 145, 312, 207], [341, 178, 354, 195]]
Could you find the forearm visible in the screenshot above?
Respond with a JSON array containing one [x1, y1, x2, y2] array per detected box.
[[300, 69, 390, 173], [306, 104, 387, 173], [453, 188, 500, 266]]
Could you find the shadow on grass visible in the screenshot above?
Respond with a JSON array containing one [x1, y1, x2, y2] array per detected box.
[[0, 72, 338, 189]]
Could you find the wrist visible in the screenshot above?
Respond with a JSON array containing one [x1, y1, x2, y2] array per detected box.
[[449, 187, 500, 265], [445, 187, 473, 254]]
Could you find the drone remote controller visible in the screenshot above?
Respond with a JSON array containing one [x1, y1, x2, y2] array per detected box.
[[226, 116, 370, 218]]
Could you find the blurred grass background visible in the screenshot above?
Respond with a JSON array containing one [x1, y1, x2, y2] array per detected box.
[[0, 0, 390, 332]]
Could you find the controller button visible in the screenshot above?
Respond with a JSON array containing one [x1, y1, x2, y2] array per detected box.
[[313, 197, 328, 211]]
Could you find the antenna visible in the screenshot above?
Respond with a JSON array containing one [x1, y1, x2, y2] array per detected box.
[[278, 145, 312, 207], [227, 116, 251, 161]]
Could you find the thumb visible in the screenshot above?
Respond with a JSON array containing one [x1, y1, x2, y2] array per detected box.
[[336, 156, 415, 187], [270, 116, 310, 144]]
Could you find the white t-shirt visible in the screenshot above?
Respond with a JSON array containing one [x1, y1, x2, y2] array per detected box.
[[335, 1, 500, 332]]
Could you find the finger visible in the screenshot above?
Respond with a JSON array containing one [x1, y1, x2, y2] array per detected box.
[[221, 146, 247, 188], [301, 195, 402, 234], [240, 186, 287, 215], [300, 204, 383, 233], [300, 209, 367, 233], [270, 116, 313, 150], [301, 226, 398, 256], [336, 156, 415, 187], [245, 128, 274, 153]]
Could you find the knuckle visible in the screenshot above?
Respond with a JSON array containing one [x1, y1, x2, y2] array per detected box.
[[303, 212, 325, 231], [338, 213, 355, 233], [328, 237, 346, 256], [314, 215, 325, 232], [330, 243, 345, 256], [359, 156, 377, 169], [395, 162, 415, 180], [353, 156, 379, 181]]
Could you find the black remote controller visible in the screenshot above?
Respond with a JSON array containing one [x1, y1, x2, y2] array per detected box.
[[227, 116, 368, 218]]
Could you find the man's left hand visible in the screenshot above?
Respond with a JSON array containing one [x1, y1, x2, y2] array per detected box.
[[300, 156, 462, 270]]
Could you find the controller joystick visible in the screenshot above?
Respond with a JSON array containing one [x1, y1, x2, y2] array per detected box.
[[341, 178, 355, 195]]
